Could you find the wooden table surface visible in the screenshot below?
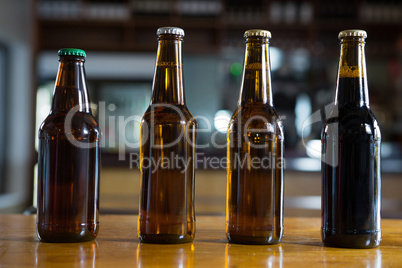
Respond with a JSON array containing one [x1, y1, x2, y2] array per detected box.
[[1, 215, 402, 267]]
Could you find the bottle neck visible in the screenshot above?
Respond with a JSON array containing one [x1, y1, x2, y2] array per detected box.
[[151, 35, 185, 105], [51, 56, 91, 113], [239, 36, 273, 106], [335, 37, 369, 108]]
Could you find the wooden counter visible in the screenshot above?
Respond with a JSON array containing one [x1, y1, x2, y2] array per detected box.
[[1, 215, 402, 267]]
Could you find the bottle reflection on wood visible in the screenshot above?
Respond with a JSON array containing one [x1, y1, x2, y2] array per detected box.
[[226, 30, 284, 245], [138, 27, 197, 244], [35, 240, 97, 266], [321, 30, 381, 249], [137, 243, 195, 266], [37, 49, 100, 242], [225, 243, 283, 267]]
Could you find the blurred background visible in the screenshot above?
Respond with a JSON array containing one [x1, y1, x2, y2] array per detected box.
[[0, 0, 402, 217]]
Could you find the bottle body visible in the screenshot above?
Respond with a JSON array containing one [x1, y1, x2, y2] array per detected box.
[[227, 104, 284, 244], [138, 27, 196, 244], [37, 50, 100, 243], [321, 31, 381, 248], [37, 113, 100, 242], [138, 105, 196, 243], [226, 31, 284, 245]]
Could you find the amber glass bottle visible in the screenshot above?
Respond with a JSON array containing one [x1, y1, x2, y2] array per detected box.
[[37, 48, 100, 243], [138, 27, 197, 244], [226, 30, 284, 245], [321, 30, 381, 248]]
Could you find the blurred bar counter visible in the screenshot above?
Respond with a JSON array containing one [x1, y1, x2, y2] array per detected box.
[[100, 168, 402, 218], [0, 214, 401, 266]]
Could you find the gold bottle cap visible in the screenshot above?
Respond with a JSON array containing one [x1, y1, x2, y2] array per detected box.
[[338, 29, 367, 39], [244, 29, 271, 38], [157, 27, 185, 37]]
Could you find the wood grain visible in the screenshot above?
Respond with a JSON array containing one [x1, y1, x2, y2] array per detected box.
[[0, 215, 401, 267]]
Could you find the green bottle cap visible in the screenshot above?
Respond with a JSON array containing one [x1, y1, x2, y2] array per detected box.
[[57, 48, 86, 58]]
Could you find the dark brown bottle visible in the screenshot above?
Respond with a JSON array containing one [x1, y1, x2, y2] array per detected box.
[[138, 27, 196, 244], [226, 30, 284, 245], [37, 48, 100, 243], [321, 30, 381, 248]]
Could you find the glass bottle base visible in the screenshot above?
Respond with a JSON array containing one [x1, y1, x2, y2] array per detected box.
[[139, 233, 194, 244], [37, 223, 98, 243], [227, 233, 282, 245], [321, 228, 381, 249]]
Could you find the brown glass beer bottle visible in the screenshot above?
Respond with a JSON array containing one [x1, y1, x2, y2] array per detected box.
[[226, 30, 284, 244], [321, 30, 381, 248], [138, 27, 197, 244], [37, 48, 100, 242]]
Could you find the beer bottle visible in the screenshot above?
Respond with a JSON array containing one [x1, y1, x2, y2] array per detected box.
[[37, 48, 100, 242], [226, 30, 284, 245], [321, 30, 381, 248], [138, 27, 197, 244]]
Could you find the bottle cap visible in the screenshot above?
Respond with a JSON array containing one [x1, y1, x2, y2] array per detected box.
[[157, 27, 185, 37], [244, 29, 271, 38], [58, 48, 86, 58], [338, 30, 367, 39]]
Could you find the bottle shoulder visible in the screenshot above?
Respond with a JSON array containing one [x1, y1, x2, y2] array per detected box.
[[141, 104, 196, 126], [322, 106, 381, 140], [39, 112, 100, 139], [228, 104, 283, 135], [230, 104, 281, 124]]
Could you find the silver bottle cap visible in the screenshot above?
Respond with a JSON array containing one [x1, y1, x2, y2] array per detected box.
[[338, 29, 367, 39], [157, 27, 185, 37], [244, 29, 271, 38]]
